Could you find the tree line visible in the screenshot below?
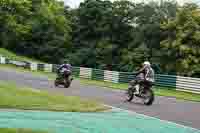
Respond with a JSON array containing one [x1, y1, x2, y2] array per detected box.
[[0, 0, 200, 77]]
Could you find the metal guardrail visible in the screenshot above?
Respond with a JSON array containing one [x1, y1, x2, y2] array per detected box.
[[0, 56, 200, 93]]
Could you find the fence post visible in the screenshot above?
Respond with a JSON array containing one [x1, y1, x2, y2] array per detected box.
[[30, 62, 38, 71], [44, 64, 53, 72], [79, 67, 92, 79], [104, 70, 119, 83], [0, 57, 6, 64]]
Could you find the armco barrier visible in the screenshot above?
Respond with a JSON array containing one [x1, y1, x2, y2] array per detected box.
[[104, 70, 119, 83], [0, 56, 200, 93], [80, 68, 200, 93], [79, 67, 92, 79], [155, 74, 177, 88], [119, 72, 135, 83], [72, 67, 80, 77], [44, 64, 53, 72]]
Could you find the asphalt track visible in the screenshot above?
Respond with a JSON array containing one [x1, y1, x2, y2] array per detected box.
[[0, 68, 199, 130]]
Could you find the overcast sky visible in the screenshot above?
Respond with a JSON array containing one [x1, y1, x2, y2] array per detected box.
[[61, 0, 200, 8]]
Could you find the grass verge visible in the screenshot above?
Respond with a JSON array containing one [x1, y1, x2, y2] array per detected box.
[[0, 128, 48, 133], [0, 48, 43, 63], [80, 78, 200, 102], [0, 81, 107, 112]]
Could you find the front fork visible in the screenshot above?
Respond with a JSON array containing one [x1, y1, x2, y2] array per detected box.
[[127, 84, 135, 95]]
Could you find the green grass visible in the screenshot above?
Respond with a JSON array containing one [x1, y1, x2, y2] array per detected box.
[[0, 48, 43, 63], [0, 128, 49, 133], [80, 78, 200, 102], [0, 81, 107, 112]]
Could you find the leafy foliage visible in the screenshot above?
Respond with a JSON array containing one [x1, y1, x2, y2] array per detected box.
[[0, 0, 71, 63], [161, 3, 200, 76], [0, 0, 200, 76]]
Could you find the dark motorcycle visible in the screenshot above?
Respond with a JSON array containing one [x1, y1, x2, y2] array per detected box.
[[125, 76, 155, 106], [54, 69, 73, 88]]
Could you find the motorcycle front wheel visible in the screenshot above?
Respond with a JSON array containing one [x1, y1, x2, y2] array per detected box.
[[125, 87, 134, 102], [143, 89, 154, 106], [64, 79, 71, 88], [54, 78, 59, 87]]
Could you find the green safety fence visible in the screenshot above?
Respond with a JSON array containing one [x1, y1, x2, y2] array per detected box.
[[52, 64, 59, 73], [37, 64, 45, 71], [155, 74, 177, 89], [72, 67, 80, 77], [5, 58, 10, 64], [119, 72, 135, 83], [92, 69, 104, 81]]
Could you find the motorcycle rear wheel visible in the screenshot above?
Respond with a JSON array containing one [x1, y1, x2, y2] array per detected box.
[[126, 87, 134, 102]]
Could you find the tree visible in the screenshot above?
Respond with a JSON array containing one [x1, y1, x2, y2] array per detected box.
[[119, 2, 162, 71], [70, 0, 114, 68], [0, 0, 72, 63], [161, 3, 200, 76], [70, 0, 137, 70], [1, 0, 200, 77], [0, 0, 32, 49]]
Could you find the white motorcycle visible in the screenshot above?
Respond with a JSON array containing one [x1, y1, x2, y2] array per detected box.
[[125, 75, 155, 106]]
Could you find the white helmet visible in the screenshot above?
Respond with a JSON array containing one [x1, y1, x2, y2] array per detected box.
[[143, 61, 151, 66]]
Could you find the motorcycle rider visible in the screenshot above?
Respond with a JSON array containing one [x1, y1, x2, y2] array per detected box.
[[131, 61, 155, 95], [57, 60, 72, 80]]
